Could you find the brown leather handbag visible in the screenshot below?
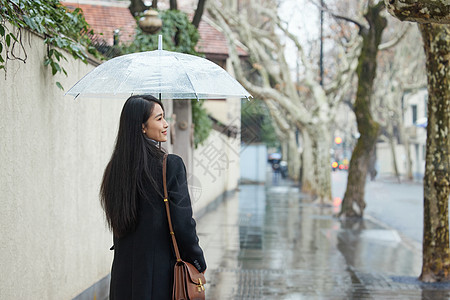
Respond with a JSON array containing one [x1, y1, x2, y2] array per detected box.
[[163, 154, 206, 300]]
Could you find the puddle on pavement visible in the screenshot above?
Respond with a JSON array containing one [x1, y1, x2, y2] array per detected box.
[[200, 183, 450, 299]]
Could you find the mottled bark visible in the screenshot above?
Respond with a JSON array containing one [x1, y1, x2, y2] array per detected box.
[[287, 130, 301, 181], [301, 131, 315, 193], [385, 0, 450, 24], [298, 126, 332, 203], [309, 126, 333, 203], [339, 2, 386, 218], [418, 23, 450, 283]]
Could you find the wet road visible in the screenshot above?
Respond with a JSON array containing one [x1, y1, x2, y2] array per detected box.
[[332, 171, 423, 247], [197, 174, 450, 299]]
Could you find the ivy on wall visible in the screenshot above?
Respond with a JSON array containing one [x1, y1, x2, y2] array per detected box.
[[0, 2, 212, 146], [191, 99, 212, 148], [0, 0, 98, 89], [120, 9, 200, 55]]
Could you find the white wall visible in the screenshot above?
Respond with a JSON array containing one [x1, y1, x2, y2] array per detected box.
[[240, 144, 268, 183], [192, 129, 240, 214], [0, 28, 120, 299], [193, 88, 242, 213]]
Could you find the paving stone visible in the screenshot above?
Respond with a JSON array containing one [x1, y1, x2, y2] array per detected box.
[[197, 180, 450, 299]]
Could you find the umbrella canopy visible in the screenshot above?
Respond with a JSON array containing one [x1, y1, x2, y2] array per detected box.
[[66, 45, 251, 100]]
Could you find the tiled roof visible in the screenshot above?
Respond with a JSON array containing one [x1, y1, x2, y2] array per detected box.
[[62, 2, 247, 57], [196, 16, 247, 57], [62, 2, 136, 45]]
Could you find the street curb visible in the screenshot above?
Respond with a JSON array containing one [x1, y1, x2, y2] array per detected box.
[[365, 213, 422, 256]]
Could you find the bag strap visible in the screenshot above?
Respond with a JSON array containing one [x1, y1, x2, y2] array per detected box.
[[163, 154, 182, 262]]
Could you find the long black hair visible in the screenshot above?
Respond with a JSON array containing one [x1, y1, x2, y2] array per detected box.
[[100, 95, 165, 238]]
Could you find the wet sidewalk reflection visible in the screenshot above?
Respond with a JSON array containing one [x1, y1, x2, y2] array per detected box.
[[197, 180, 450, 299]]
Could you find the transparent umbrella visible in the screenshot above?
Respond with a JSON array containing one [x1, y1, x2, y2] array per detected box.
[[66, 35, 251, 100]]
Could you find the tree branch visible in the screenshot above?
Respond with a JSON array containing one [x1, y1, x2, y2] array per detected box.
[[379, 23, 411, 50], [207, 3, 313, 125], [308, 0, 366, 30]]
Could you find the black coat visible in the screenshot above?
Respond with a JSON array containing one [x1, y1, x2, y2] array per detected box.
[[109, 154, 206, 300]]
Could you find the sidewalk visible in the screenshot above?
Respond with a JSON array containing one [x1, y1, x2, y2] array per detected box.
[[196, 176, 450, 299]]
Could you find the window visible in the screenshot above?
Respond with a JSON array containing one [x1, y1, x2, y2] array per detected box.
[[412, 104, 417, 124]]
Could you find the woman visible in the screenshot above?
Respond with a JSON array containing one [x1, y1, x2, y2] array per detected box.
[[100, 95, 206, 299]]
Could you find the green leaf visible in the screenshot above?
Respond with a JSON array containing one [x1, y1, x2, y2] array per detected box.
[[56, 82, 64, 90], [54, 62, 61, 72], [23, 15, 32, 28], [9, 33, 18, 43], [50, 61, 61, 75], [1, 0, 98, 77]]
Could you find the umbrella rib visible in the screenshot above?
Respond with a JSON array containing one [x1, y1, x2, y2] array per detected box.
[[113, 71, 132, 95], [176, 56, 199, 100]]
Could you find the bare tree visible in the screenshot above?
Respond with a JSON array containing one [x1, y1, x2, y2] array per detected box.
[[385, 0, 450, 283], [208, 0, 361, 203], [339, 1, 387, 218], [418, 23, 450, 282]]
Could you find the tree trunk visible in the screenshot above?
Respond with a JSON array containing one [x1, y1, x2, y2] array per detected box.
[[388, 132, 401, 183], [287, 130, 300, 181], [192, 0, 207, 29], [418, 23, 450, 283], [300, 125, 332, 204], [301, 130, 315, 194], [339, 2, 386, 217], [309, 125, 332, 204], [129, 0, 148, 16], [399, 124, 414, 180], [385, 0, 450, 24], [170, 0, 177, 10]]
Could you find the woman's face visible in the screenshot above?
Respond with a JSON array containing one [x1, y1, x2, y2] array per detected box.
[[142, 104, 169, 142]]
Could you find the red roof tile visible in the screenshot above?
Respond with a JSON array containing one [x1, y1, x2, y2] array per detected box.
[[62, 2, 136, 45], [62, 2, 247, 57], [196, 16, 247, 57]]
